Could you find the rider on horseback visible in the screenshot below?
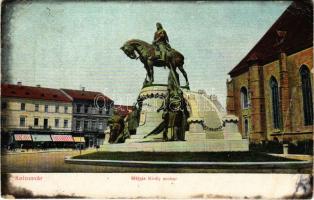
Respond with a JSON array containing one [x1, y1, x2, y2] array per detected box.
[[151, 22, 171, 62]]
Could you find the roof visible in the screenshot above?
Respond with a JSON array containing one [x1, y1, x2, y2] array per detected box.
[[61, 89, 113, 102], [114, 105, 133, 117], [1, 83, 72, 102], [229, 1, 313, 77]]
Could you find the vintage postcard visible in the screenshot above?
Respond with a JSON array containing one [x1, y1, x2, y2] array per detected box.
[[1, 0, 313, 199]]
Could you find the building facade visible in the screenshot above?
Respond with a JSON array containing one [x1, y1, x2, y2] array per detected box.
[[61, 88, 114, 147], [1, 83, 73, 148], [226, 1, 313, 143]]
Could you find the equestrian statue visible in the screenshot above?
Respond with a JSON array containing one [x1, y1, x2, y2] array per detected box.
[[120, 23, 189, 88]]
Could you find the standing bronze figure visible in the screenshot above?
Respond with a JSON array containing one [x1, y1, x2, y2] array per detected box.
[[144, 67, 188, 141]]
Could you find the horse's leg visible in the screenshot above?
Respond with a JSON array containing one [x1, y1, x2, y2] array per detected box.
[[178, 65, 189, 87], [150, 65, 154, 83], [174, 67, 180, 84], [144, 65, 151, 84]]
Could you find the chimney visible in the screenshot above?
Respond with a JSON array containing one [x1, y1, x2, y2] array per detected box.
[[17, 81, 22, 86], [36, 84, 41, 87], [81, 87, 85, 91]]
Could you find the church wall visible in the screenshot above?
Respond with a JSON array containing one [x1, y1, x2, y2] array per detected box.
[[227, 47, 313, 143], [283, 47, 313, 142], [226, 71, 250, 139]]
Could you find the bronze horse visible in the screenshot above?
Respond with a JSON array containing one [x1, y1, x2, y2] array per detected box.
[[120, 39, 189, 87]]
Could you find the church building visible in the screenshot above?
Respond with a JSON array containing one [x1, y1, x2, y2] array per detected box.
[[226, 1, 313, 144]]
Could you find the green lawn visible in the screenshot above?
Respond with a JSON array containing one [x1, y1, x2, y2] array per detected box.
[[73, 151, 299, 162]]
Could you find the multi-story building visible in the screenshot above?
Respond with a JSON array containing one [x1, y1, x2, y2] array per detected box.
[[61, 88, 113, 147], [1, 83, 73, 148], [226, 1, 313, 144]]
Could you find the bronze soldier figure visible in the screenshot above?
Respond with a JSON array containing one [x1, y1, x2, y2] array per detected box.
[[108, 110, 125, 143], [156, 68, 188, 141], [126, 104, 140, 135]]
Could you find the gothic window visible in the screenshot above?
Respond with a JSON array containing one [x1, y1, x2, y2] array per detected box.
[[240, 87, 249, 108], [270, 76, 281, 129], [300, 65, 313, 125]]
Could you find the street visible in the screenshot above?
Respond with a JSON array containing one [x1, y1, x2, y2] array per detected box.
[[1, 150, 312, 173]]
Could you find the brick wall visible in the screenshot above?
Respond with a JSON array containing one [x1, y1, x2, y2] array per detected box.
[[227, 47, 313, 143]]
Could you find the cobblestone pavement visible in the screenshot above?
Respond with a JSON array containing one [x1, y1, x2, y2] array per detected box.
[[1, 150, 312, 173]]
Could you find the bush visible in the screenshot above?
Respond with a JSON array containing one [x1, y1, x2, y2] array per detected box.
[[250, 141, 283, 154], [288, 140, 313, 155], [250, 140, 313, 155]]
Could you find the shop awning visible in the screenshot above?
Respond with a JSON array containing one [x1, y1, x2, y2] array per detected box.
[[32, 135, 52, 142], [51, 135, 74, 142], [14, 134, 32, 141], [73, 137, 85, 143]]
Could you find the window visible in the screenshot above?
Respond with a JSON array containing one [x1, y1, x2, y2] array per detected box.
[[92, 121, 96, 130], [1, 116, 7, 126], [55, 119, 59, 128], [64, 106, 68, 113], [300, 65, 313, 125], [21, 103, 25, 111], [20, 117, 26, 127], [76, 120, 81, 131], [44, 118, 48, 129], [35, 104, 39, 112], [44, 105, 49, 112], [98, 121, 103, 130], [2, 102, 7, 110], [240, 87, 249, 108], [270, 77, 281, 129], [64, 119, 68, 128], [55, 105, 59, 113], [84, 120, 89, 130], [76, 104, 82, 113], [84, 105, 89, 113], [34, 118, 39, 126]]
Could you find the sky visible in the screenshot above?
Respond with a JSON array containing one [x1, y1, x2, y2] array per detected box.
[[4, 1, 291, 106]]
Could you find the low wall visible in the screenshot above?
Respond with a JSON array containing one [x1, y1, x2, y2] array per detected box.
[[100, 139, 249, 152]]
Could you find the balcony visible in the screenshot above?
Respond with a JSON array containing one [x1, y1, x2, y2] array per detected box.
[[29, 125, 51, 130]]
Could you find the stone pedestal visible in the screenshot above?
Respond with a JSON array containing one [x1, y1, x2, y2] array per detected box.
[[128, 85, 168, 142], [185, 118, 206, 141], [222, 115, 243, 140], [103, 86, 249, 152]]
